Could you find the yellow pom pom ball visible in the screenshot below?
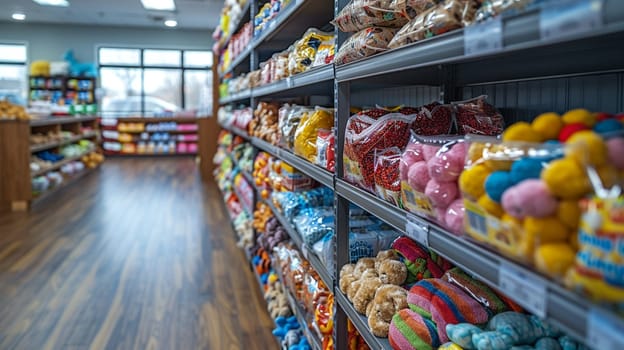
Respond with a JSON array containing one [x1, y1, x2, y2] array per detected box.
[[478, 194, 504, 218], [459, 164, 491, 200], [542, 158, 591, 199], [502, 122, 544, 143], [557, 200, 581, 230], [562, 108, 596, 127], [531, 112, 563, 141], [483, 144, 514, 171], [535, 243, 576, 278], [566, 131, 607, 166], [467, 143, 486, 165]]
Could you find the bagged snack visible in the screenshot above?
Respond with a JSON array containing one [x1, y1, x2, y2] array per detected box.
[[312, 36, 336, 67], [390, 0, 440, 19], [316, 128, 336, 172], [401, 134, 466, 232], [453, 95, 504, 136], [294, 107, 335, 163], [412, 101, 454, 135], [388, 0, 478, 49], [374, 147, 403, 206], [289, 29, 335, 75], [280, 105, 312, 150], [334, 0, 408, 33], [344, 107, 417, 191], [335, 27, 398, 65], [475, 0, 535, 22]]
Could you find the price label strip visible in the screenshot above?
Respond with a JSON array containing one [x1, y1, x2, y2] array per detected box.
[[464, 17, 503, 56], [588, 308, 624, 349], [286, 77, 294, 89], [405, 213, 430, 248], [498, 262, 547, 318], [540, 0, 603, 41]]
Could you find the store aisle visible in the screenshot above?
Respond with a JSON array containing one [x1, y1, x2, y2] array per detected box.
[[0, 158, 277, 350]]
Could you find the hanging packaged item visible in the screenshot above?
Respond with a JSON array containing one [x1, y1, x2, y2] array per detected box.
[[388, 0, 478, 49], [335, 27, 398, 65], [294, 107, 335, 163], [334, 0, 408, 33]]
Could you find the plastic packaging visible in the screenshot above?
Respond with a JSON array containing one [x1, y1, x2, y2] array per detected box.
[[412, 102, 454, 136], [279, 105, 312, 150], [289, 29, 335, 75], [452, 95, 505, 136], [344, 108, 416, 191], [374, 147, 403, 206], [316, 128, 336, 172], [335, 27, 399, 65], [401, 134, 466, 232], [390, 0, 440, 19], [251, 102, 280, 145], [475, 0, 535, 22], [294, 107, 335, 163], [334, 0, 408, 33], [312, 36, 336, 67], [388, 0, 478, 49]]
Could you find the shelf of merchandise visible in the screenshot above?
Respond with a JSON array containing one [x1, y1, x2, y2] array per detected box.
[[32, 165, 100, 204], [284, 289, 323, 350], [109, 129, 199, 134], [220, 123, 252, 141], [31, 146, 96, 178], [336, 0, 624, 84], [264, 195, 333, 289], [214, 1, 624, 349], [30, 115, 98, 127], [219, 0, 252, 51], [335, 178, 624, 344], [251, 137, 334, 189], [222, 45, 253, 79], [335, 290, 391, 350], [219, 89, 252, 104], [30, 131, 98, 153]]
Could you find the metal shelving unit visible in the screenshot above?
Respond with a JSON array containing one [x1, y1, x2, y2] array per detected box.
[[30, 131, 98, 153], [214, 0, 624, 349]]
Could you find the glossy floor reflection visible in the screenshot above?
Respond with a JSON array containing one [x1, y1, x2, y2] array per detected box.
[[0, 158, 277, 350]]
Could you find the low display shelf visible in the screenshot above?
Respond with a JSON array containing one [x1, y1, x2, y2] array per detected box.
[[0, 115, 102, 212]]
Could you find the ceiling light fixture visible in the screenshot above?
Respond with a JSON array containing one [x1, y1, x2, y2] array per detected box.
[[32, 0, 69, 7], [141, 0, 176, 11], [164, 19, 178, 27], [12, 13, 26, 21]]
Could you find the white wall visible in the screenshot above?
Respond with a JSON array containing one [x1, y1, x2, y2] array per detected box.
[[0, 21, 212, 63]]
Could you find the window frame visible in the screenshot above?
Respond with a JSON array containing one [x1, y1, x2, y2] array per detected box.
[[0, 42, 28, 103], [97, 46, 212, 117]]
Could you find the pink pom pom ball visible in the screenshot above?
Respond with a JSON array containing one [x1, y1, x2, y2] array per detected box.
[[427, 152, 464, 183], [445, 199, 465, 235], [422, 145, 440, 161], [435, 207, 448, 225], [606, 137, 624, 170], [405, 142, 425, 160], [407, 161, 430, 192], [501, 179, 558, 219], [425, 179, 459, 209]]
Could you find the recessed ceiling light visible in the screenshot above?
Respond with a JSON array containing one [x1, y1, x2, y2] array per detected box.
[[12, 13, 26, 20], [32, 0, 69, 7], [141, 0, 176, 11], [164, 19, 177, 27]]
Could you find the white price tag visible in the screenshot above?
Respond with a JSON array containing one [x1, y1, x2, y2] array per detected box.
[[498, 263, 547, 318], [588, 308, 624, 349], [405, 214, 429, 248], [464, 17, 503, 56], [540, 0, 603, 41], [286, 77, 294, 88]]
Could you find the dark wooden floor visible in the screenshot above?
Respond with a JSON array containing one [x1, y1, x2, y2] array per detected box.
[[0, 158, 277, 350]]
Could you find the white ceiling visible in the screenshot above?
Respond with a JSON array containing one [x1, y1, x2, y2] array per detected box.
[[0, 0, 222, 30]]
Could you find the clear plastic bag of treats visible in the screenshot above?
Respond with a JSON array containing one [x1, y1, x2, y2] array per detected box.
[[336, 27, 399, 65], [334, 0, 408, 32]]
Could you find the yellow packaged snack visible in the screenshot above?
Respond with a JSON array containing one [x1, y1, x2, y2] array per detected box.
[[293, 107, 334, 163]]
